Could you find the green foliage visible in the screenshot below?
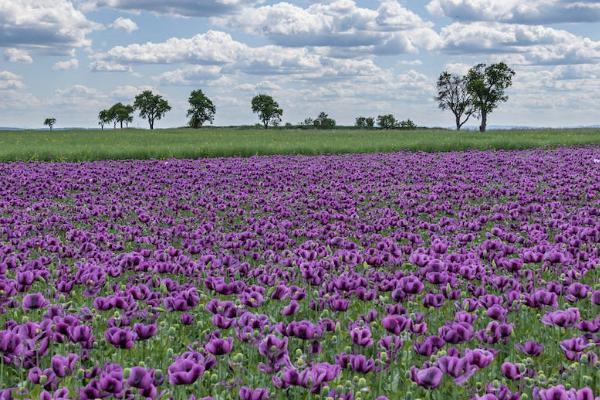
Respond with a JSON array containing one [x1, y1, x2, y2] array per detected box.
[[187, 90, 216, 128], [133, 90, 171, 130], [251, 94, 283, 129], [313, 112, 336, 129], [110, 103, 135, 129], [398, 119, 417, 129], [355, 117, 375, 128], [466, 63, 516, 132], [0, 128, 598, 162], [377, 114, 397, 130], [43, 118, 56, 130], [98, 110, 111, 130], [436, 72, 475, 131]]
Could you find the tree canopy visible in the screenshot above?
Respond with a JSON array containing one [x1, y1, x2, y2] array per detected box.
[[436, 72, 476, 131], [43, 118, 56, 131], [187, 90, 216, 128], [465, 63, 515, 132], [133, 90, 171, 130], [251, 94, 283, 129]]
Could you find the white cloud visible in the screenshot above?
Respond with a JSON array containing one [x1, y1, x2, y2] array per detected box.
[[95, 30, 387, 81], [4, 48, 32, 63], [53, 58, 79, 70], [0, 71, 24, 90], [156, 65, 223, 85], [110, 17, 138, 33], [95, 30, 244, 65], [440, 22, 600, 65], [0, 0, 99, 54], [427, 0, 600, 24], [110, 85, 155, 101], [90, 60, 132, 72], [213, 0, 441, 54], [84, 0, 255, 17]]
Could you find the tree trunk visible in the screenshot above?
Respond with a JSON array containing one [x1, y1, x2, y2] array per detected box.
[[479, 111, 487, 132], [264, 120, 269, 129], [120, 121, 123, 129], [455, 115, 461, 131], [149, 119, 154, 130]]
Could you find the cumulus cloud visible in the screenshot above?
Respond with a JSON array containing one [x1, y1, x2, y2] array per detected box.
[[110, 17, 138, 33], [95, 30, 244, 65], [94, 30, 386, 81], [427, 0, 600, 24], [0, 0, 99, 54], [90, 60, 132, 72], [213, 0, 441, 55], [53, 58, 79, 71], [0, 71, 24, 90], [156, 65, 223, 85], [440, 22, 600, 65], [84, 0, 255, 17], [4, 48, 33, 63]]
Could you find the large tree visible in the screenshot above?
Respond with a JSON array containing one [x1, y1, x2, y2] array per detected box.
[[251, 94, 283, 129], [43, 118, 56, 131], [109, 103, 134, 129], [313, 112, 336, 129], [465, 63, 515, 132], [436, 72, 475, 131], [187, 90, 216, 128], [133, 90, 171, 130], [98, 110, 111, 130], [377, 114, 396, 130], [355, 117, 374, 129]]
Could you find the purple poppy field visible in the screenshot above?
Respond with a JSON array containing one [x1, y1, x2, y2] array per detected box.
[[0, 148, 598, 400]]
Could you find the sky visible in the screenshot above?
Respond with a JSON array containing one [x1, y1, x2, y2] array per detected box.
[[1, 0, 600, 129]]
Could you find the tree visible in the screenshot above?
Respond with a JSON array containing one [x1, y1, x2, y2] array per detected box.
[[43, 118, 56, 131], [313, 112, 336, 129], [377, 114, 396, 130], [465, 63, 515, 132], [436, 72, 476, 131], [355, 117, 375, 129], [133, 90, 171, 130], [108, 103, 134, 129], [399, 119, 417, 129], [251, 94, 282, 129], [98, 110, 111, 131], [187, 89, 216, 128]]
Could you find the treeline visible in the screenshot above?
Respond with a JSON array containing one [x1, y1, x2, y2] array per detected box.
[[42, 62, 515, 132]]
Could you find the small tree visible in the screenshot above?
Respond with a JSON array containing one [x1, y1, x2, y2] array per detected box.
[[43, 118, 56, 131], [98, 110, 111, 130], [187, 89, 216, 128], [133, 90, 171, 130], [251, 94, 283, 129], [109, 103, 134, 129], [356, 117, 375, 128], [436, 72, 476, 131], [466, 62, 515, 132], [377, 114, 396, 130], [399, 119, 417, 129], [313, 112, 336, 129]]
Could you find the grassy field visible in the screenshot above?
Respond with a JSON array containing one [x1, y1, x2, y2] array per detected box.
[[0, 127, 599, 162]]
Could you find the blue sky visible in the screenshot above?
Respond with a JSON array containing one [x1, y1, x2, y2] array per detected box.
[[1, 0, 600, 128]]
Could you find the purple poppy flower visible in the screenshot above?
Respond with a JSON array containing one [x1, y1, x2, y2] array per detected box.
[[501, 362, 523, 380], [23, 293, 48, 310], [410, 366, 443, 389], [516, 341, 544, 357], [168, 359, 205, 385], [205, 337, 233, 356], [104, 327, 136, 349], [239, 386, 269, 400]]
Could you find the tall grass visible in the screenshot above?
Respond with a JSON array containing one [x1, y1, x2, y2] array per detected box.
[[0, 128, 598, 162]]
